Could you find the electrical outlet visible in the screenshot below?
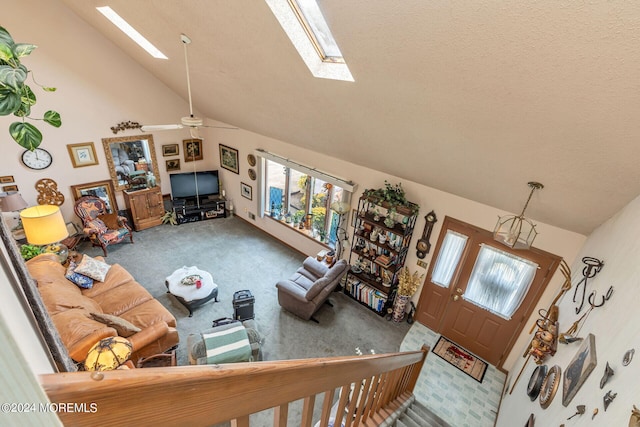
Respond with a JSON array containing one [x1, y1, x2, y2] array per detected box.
[[248, 212, 256, 220], [417, 260, 428, 269]]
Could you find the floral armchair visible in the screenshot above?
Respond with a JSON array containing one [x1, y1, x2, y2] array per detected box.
[[73, 196, 133, 256]]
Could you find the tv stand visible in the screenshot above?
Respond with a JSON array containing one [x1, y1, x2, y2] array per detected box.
[[172, 196, 226, 224]]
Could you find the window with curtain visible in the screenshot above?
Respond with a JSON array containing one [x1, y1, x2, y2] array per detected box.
[[464, 244, 538, 319], [263, 158, 345, 247], [431, 230, 468, 288]]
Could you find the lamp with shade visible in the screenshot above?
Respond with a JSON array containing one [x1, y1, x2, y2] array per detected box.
[[20, 204, 69, 262], [85, 336, 133, 371], [0, 193, 28, 239], [330, 201, 351, 260]]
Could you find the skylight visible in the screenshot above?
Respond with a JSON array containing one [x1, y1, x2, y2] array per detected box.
[[96, 6, 168, 59], [265, 0, 354, 82]]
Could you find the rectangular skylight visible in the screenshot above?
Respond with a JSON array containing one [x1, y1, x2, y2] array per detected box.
[[96, 6, 168, 59], [265, 0, 353, 81], [289, 0, 343, 62]]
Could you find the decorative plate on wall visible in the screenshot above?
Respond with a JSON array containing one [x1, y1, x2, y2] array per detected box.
[[248, 168, 256, 181], [247, 154, 256, 167]]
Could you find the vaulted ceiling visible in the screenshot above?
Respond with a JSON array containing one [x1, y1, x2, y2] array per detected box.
[[60, 0, 640, 236]]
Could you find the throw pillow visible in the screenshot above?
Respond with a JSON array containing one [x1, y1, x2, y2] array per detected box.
[[90, 312, 141, 338], [65, 261, 94, 289], [75, 255, 111, 282], [98, 213, 120, 230]]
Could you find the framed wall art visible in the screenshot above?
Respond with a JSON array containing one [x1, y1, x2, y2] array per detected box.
[[241, 182, 252, 200], [562, 333, 597, 407], [162, 144, 179, 157], [166, 159, 181, 172], [71, 179, 118, 213], [0, 175, 14, 184], [67, 142, 99, 168], [219, 144, 239, 174], [2, 185, 18, 192], [183, 138, 203, 162]]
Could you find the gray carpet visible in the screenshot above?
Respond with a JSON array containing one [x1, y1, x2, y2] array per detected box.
[[77, 215, 411, 367]]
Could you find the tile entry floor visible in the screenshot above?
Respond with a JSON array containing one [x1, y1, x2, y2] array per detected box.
[[400, 323, 506, 427]]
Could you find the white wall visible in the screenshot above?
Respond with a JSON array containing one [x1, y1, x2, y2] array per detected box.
[[497, 194, 640, 425], [2, 0, 588, 379]]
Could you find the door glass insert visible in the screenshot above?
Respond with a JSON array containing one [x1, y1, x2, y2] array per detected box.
[[464, 244, 538, 319], [431, 230, 468, 288]]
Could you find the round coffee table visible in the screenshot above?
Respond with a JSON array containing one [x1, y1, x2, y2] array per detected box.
[[165, 266, 218, 317]]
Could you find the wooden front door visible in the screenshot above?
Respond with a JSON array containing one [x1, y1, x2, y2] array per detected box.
[[416, 217, 560, 368]]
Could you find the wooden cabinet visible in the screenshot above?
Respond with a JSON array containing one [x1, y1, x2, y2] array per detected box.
[[124, 187, 164, 231], [344, 195, 418, 315]]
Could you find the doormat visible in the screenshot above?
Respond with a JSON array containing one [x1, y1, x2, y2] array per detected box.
[[432, 335, 487, 383]]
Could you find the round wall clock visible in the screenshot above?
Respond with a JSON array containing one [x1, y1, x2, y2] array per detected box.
[[247, 154, 257, 167], [248, 168, 256, 181], [539, 365, 561, 409], [21, 148, 53, 170], [416, 210, 437, 259]]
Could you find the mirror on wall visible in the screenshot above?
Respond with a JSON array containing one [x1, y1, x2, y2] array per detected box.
[[102, 134, 160, 192]]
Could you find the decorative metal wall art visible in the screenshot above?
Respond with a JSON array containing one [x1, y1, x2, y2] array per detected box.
[[604, 390, 617, 411], [572, 257, 604, 314], [600, 362, 614, 389], [623, 349, 635, 366], [562, 333, 597, 407], [110, 120, 142, 134]]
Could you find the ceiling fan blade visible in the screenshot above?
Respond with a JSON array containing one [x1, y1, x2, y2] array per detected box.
[[141, 124, 183, 131], [202, 125, 239, 130]]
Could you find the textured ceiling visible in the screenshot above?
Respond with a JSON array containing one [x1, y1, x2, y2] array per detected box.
[[60, 0, 640, 235]]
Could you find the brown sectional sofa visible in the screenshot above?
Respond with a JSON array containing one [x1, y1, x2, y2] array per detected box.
[[26, 253, 178, 365]]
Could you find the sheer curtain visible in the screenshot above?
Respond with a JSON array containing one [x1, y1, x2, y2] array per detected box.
[[464, 244, 538, 319], [431, 230, 468, 288]]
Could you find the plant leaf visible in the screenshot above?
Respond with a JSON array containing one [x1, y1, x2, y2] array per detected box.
[[20, 84, 36, 106], [42, 86, 57, 92], [14, 43, 36, 58], [44, 110, 61, 127], [0, 43, 14, 63], [0, 87, 21, 115], [0, 64, 27, 89], [13, 100, 30, 117], [0, 27, 15, 46], [9, 121, 42, 150]]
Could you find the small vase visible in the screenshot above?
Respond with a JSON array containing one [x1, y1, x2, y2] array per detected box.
[[392, 295, 410, 322]]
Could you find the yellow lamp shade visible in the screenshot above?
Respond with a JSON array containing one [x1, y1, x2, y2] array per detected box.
[[85, 337, 133, 371], [20, 205, 68, 245]]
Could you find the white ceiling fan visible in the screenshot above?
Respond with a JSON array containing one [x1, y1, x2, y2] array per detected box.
[[141, 34, 237, 139]]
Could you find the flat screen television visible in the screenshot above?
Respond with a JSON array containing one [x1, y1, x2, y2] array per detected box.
[[170, 170, 220, 203]]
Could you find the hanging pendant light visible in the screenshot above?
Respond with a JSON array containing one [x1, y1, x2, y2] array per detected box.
[[493, 181, 544, 250]]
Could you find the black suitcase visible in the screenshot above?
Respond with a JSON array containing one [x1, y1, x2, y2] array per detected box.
[[233, 290, 255, 321]]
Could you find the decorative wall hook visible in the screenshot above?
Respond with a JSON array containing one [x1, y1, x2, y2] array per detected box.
[[600, 362, 614, 389], [603, 390, 617, 411], [110, 120, 142, 134], [572, 256, 604, 314], [588, 285, 614, 308]]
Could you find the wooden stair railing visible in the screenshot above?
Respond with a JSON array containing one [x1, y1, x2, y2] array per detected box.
[[40, 345, 429, 427]]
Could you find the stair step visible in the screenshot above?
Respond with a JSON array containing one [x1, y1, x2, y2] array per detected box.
[[409, 401, 451, 427]]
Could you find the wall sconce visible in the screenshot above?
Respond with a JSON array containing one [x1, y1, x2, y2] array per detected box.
[[493, 182, 544, 250]]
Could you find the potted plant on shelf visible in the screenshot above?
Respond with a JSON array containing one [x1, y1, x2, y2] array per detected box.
[[363, 181, 419, 216], [392, 267, 424, 322]]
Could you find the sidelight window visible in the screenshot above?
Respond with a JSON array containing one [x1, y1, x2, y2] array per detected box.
[[431, 230, 468, 288]]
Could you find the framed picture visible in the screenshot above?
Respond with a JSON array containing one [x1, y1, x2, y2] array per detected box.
[[562, 333, 597, 407], [0, 175, 14, 184], [351, 209, 358, 228], [166, 159, 181, 172], [67, 142, 98, 168], [183, 138, 203, 162], [2, 185, 18, 192], [71, 180, 118, 213], [162, 144, 179, 157], [219, 144, 239, 174], [241, 182, 252, 200]]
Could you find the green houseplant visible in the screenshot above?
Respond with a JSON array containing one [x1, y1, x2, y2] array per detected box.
[[364, 181, 419, 215], [0, 26, 61, 149]]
